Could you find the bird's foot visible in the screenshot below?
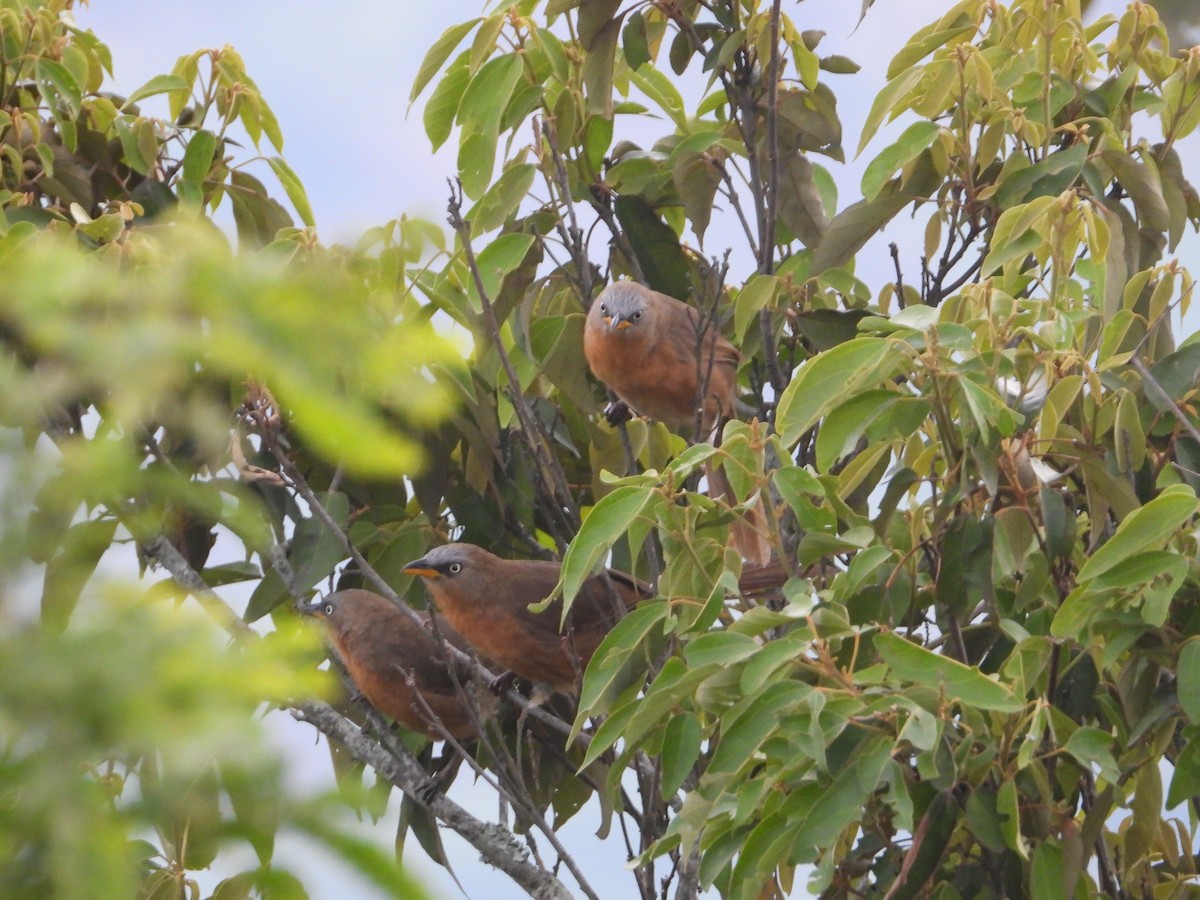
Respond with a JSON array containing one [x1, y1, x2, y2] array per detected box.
[[418, 776, 443, 805], [603, 400, 632, 426], [419, 746, 467, 803], [489, 670, 517, 696]]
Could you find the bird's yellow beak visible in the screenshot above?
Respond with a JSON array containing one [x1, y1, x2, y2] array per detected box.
[[605, 314, 631, 331], [295, 598, 327, 618], [402, 559, 442, 579]]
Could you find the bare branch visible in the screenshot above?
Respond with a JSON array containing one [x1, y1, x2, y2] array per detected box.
[[142, 536, 252, 639], [146, 516, 580, 898], [293, 700, 575, 900]]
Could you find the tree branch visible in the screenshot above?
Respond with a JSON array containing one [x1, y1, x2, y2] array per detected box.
[[293, 700, 574, 900], [145, 514, 580, 899]]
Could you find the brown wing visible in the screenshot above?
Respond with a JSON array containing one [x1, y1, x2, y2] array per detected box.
[[333, 606, 475, 739], [570, 568, 649, 629], [657, 294, 739, 430]]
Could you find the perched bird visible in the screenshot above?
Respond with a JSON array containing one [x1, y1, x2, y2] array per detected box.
[[584, 280, 771, 565], [583, 280, 739, 433], [401, 543, 648, 693], [297, 589, 482, 740]]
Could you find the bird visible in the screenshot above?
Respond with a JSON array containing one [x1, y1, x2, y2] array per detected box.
[[401, 543, 649, 693], [297, 589, 484, 741], [583, 280, 771, 565], [583, 280, 739, 434]]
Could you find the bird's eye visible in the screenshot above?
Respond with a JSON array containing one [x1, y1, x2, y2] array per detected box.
[[600, 303, 607, 313], [633, 310, 642, 319], [448, 562, 462, 574], [324, 604, 334, 616]]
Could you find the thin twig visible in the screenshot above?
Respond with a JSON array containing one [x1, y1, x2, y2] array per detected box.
[[142, 536, 251, 638], [1132, 354, 1200, 447], [889, 242, 906, 308], [447, 180, 580, 549], [294, 700, 574, 899], [761, 0, 783, 271], [542, 117, 593, 304]]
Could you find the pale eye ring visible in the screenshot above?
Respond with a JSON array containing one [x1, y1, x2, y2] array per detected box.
[[600, 303, 607, 313], [448, 562, 462, 574], [324, 604, 334, 615], [633, 310, 642, 319]]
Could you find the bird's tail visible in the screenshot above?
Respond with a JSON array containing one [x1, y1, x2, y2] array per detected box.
[[705, 458, 773, 567]]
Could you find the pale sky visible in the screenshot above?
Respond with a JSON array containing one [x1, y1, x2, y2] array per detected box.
[[72, 2, 1200, 898]]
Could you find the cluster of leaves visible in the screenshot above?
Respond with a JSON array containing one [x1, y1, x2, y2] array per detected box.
[[0, 217, 467, 895], [0, 3, 462, 897], [0, 0, 309, 245], [394, 0, 1200, 897]]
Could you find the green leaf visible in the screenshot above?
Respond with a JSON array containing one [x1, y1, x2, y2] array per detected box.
[[36, 59, 83, 117], [1063, 727, 1119, 785], [875, 632, 1023, 711], [815, 390, 900, 471], [228, 170, 293, 247], [810, 183, 914, 276], [181, 130, 217, 190], [124, 73, 190, 107], [472, 233, 535, 299], [1178, 641, 1200, 724], [613, 195, 691, 300], [776, 150, 829, 247], [410, 19, 482, 102], [1167, 736, 1200, 809], [997, 777, 1027, 857], [886, 20, 976, 81], [621, 11, 650, 69], [561, 485, 656, 603], [469, 163, 536, 235], [1076, 485, 1197, 583], [995, 143, 1087, 209], [1102, 149, 1170, 232], [629, 65, 687, 131], [1146, 343, 1200, 410], [708, 683, 810, 775], [1031, 840, 1067, 900], [582, 16, 623, 118], [41, 518, 118, 633], [458, 129, 498, 200], [858, 65, 925, 154], [424, 52, 470, 151], [861, 121, 942, 201], [683, 632, 760, 668], [267, 157, 315, 228], [660, 712, 701, 799], [77, 212, 125, 243], [776, 337, 911, 447], [457, 53, 524, 135], [733, 274, 780, 344], [791, 308, 872, 351], [964, 789, 1009, 853], [788, 731, 893, 856], [575, 601, 670, 739], [290, 495, 350, 591]]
